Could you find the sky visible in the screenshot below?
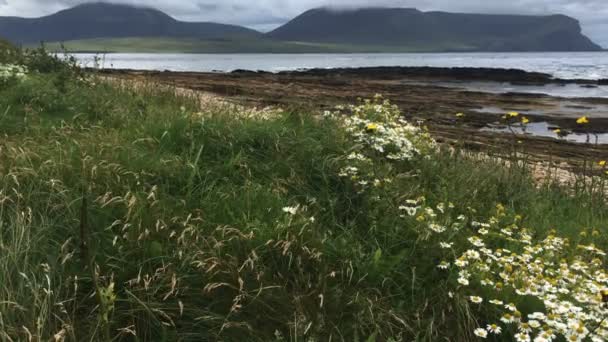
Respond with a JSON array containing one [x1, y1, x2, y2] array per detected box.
[[0, 0, 606, 47]]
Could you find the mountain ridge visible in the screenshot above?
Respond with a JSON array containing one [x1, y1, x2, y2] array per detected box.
[[268, 7, 602, 52], [0, 3, 603, 52], [0, 2, 261, 44]]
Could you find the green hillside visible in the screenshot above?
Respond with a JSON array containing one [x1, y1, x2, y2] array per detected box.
[[1, 45, 607, 342], [0, 2, 260, 44], [40, 37, 477, 54]]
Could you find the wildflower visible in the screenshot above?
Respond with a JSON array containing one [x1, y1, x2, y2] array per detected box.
[[515, 332, 531, 342], [464, 250, 481, 260], [437, 261, 450, 270], [501, 313, 516, 324], [522, 117, 530, 124], [508, 111, 520, 118], [576, 116, 589, 125], [599, 160, 607, 167], [528, 312, 546, 321], [399, 205, 419, 216], [439, 242, 453, 249], [468, 236, 485, 247], [429, 223, 447, 233], [553, 128, 561, 134], [487, 324, 502, 334], [365, 123, 379, 132], [489, 299, 504, 305], [470, 296, 483, 304], [455, 258, 469, 267], [456, 113, 465, 118], [474, 328, 488, 338], [458, 277, 470, 286], [282, 206, 299, 215]]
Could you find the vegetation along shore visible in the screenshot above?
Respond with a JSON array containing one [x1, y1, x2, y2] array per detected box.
[[100, 66, 608, 173], [1, 46, 607, 341]]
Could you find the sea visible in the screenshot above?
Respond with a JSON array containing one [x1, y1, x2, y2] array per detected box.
[[73, 52, 608, 80], [72, 51, 608, 143]]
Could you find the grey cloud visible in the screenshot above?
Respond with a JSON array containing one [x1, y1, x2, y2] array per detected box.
[[0, 0, 606, 46]]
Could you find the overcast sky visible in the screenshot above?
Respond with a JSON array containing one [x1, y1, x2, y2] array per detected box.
[[0, 0, 606, 46]]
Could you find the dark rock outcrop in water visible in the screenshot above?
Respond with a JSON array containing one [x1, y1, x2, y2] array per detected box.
[[268, 7, 603, 52], [0, 2, 261, 44], [276, 67, 555, 84], [97, 66, 608, 86], [231, 66, 608, 85]]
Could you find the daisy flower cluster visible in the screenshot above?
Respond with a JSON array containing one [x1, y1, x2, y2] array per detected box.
[[328, 95, 436, 190], [0, 63, 27, 83], [408, 199, 608, 341]]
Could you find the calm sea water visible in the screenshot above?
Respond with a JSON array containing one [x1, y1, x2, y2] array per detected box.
[[73, 52, 608, 80]]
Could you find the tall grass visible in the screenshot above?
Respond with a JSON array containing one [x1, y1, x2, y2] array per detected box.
[[0, 51, 606, 341]]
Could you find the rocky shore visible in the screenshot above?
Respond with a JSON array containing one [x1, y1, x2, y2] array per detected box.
[[97, 66, 608, 170]]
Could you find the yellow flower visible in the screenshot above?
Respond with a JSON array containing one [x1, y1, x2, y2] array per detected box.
[[553, 128, 561, 134], [521, 117, 530, 124], [599, 160, 607, 167], [577, 116, 589, 125], [507, 111, 519, 118], [366, 123, 379, 132], [601, 289, 608, 303], [456, 113, 465, 118]]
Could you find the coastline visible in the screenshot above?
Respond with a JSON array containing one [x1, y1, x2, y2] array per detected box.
[[97, 65, 608, 169]]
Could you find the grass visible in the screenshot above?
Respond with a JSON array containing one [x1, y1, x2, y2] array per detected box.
[[0, 38, 14, 51], [0, 51, 607, 341], [37, 37, 475, 54]]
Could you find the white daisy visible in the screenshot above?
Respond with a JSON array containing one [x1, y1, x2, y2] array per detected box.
[[474, 328, 488, 338]]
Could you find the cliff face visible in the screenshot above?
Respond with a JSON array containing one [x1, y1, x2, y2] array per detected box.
[[0, 3, 261, 44], [268, 8, 603, 52]]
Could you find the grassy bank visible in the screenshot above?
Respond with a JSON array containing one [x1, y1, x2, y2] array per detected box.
[[0, 49, 607, 341]]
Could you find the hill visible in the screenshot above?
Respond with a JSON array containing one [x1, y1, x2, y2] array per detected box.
[[1, 51, 607, 341], [0, 2, 261, 44], [268, 7, 603, 52], [40, 37, 467, 54], [2, 4, 603, 53]]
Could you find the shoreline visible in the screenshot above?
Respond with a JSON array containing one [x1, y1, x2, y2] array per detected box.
[[92, 65, 608, 85], [97, 66, 608, 168]]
